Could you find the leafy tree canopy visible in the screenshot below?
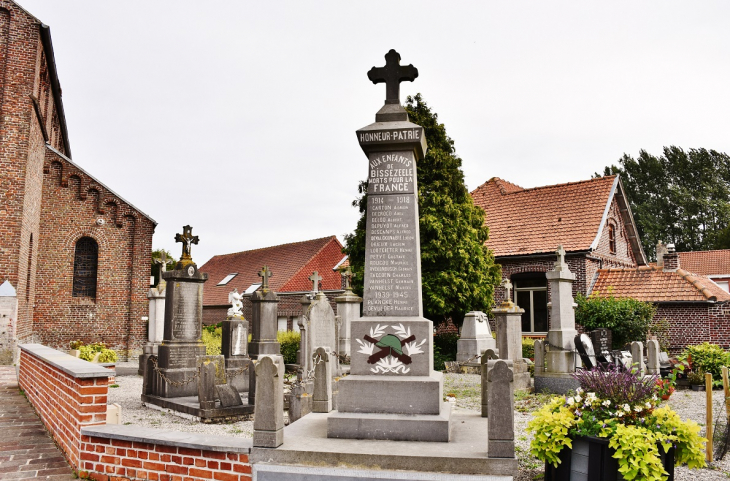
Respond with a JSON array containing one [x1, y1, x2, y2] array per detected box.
[[602, 146, 730, 259], [343, 94, 501, 324]]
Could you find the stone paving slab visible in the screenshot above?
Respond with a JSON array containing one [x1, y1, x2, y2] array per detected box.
[[0, 366, 76, 480]]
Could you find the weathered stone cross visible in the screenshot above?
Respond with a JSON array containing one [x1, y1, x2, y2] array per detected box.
[[258, 266, 273, 292], [309, 271, 322, 293], [175, 225, 199, 264], [154, 251, 169, 273], [367, 49, 418, 104], [501, 279, 513, 303], [556, 244, 566, 265], [340, 266, 352, 291]]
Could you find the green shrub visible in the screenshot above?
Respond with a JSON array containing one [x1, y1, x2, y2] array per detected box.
[[522, 337, 535, 359], [97, 349, 118, 363], [77, 342, 117, 363], [680, 342, 730, 381], [277, 330, 301, 365], [202, 327, 222, 355], [575, 292, 656, 349]]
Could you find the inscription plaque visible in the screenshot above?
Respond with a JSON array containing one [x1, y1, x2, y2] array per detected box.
[[172, 282, 202, 340]]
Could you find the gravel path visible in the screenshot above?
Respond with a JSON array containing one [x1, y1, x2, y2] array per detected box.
[[113, 364, 730, 480]]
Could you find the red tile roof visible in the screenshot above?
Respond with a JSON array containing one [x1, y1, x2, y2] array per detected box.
[[200, 236, 345, 306], [678, 250, 730, 277], [470, 176, 618, 257], [591, 266, 730, 303]]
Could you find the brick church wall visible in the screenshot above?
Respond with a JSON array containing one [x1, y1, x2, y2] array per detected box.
[[655, 302, 730, 354]]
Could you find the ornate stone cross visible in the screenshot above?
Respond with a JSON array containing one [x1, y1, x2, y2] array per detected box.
[[367, 49, 418, 104], [309, 271, 323, 293], [175, 225, 199, 265], [501, 278, 513, 304], [258, 266, 273, 292], [340, 266, 353, 291]]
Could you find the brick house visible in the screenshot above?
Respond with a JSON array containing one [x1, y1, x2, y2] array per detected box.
[[199, 236, 347, 330], [678, 249, 730, 293], [591, 246, 730, 352], [470, 175, 647, 335], [0, 1, 155, 361]]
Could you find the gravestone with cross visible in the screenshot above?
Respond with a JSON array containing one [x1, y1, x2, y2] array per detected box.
[[248, 265, 281, 360], [334, 266, 362, 357], [308, 271, 322, 293], [328, 50, 451, 443], [303, 271, 338, 376], [143, 225, 207, 398]]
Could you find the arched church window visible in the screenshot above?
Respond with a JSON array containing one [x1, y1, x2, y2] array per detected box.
[[73, 237, 98, 299], [609, 224, 616, 254]]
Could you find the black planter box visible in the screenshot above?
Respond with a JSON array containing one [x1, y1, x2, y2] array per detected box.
[[545, 435, 675, 481]]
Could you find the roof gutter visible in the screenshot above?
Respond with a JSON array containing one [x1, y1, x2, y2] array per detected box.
[[495, 250, 593, 262], [39, 24, 71, 158]]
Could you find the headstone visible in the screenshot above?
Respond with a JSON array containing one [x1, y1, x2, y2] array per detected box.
[[197, 356, 222, 410], [646, 340, 660, 375], [487, 360, 515, 458], [456, 311, 496, 363], [631, 341, 645, 375], [589, 329, 612, 361], [533, 339, 545, 375], [288, 368, 313, 423], [248, 266, 281, 359], [298, 294, 311, 373], [217, 384, 243, 407], [328, 50, 451, 443], [253, 356, 284, 448], [221, 316, 250, 391], [575, 334, 597, 370], [493, 296, 530, 391], [545, 246, 578, 373], [138, 282, 165, 375], [147, 225, 207, 398], [312, 347, 333, 413], [481, 349, 500, 418], [334, 266, 361, 357], [305, 289, 337, 362]]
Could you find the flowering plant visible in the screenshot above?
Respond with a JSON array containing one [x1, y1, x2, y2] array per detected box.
[[528, 365, 706, 481]]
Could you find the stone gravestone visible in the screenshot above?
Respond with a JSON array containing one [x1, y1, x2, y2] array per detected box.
[[589, 328, 612, 361], [575, 333, 597, 369], [646, 340, 660, 375], [328, 50, 451, 443], [545, 246, 578, 373], [334, 267, 361, 358], [533, 339, 545, 375], [456, 311, 496, 363], [197, 355, 227, 410], [297, 294, 312, 374], [311, 347, 333, 413], [493, 280, 530, 391], [139, 253, 168, 375], [253, 356, 284, 448], [487, 360, 515, 458], [248, 266, 280, 359], [221, 311, 250, 392], [631, 341, 645, 375], [147, 225, 207, 397], [304, 272, 338, 362], [481, 348, 500, 418]]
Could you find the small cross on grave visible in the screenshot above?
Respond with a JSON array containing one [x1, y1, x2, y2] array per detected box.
[[258, 266, 273, 292], [555, 244, 567, 269], [367, 49, 418, 104], [309, 271, 323, 293], [174, 225, 199, 265], [340, 266, 353, 291], [154, 251, 169, 273], [501, 279, 513, 306]]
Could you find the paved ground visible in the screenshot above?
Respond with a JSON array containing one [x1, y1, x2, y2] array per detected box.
[[0, 366, 76, 480]]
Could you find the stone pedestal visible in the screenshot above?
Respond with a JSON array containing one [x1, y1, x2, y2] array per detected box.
[[544, 258, 577, 373], [334, 289, 361, 357], [138, 284, 166, 375], [222, 315, 250, 391], [493, 303, 530, 391], [249, 289, 280, 359], [152, 264, 207, 398], [456, 311, 496, 362]]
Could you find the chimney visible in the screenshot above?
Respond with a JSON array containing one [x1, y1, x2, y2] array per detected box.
[[663, 244, 679, 271], [656, 240, 668, 267]]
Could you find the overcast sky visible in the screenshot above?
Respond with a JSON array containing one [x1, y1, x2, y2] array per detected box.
[[19, 1, 730, 265]]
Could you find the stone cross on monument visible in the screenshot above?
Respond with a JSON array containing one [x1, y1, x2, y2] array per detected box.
[[340, 266, 353, 291], [154, 252, 169, 273], [367, 49, 418, 104], [501, 279, 513, 306], [258, 266, 273, 293], [174, 225, 199, 267], [308, 271, 322, 293]]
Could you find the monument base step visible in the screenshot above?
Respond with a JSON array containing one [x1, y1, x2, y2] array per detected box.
[[534, 371, 580, 395], [250, 409, 516, 478], [336, 373, 443, 415], [141, 394, 254, 423], [327, 402, 452, 442]]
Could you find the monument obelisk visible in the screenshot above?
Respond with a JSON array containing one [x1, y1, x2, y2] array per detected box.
[[327, 50, 451, 442]]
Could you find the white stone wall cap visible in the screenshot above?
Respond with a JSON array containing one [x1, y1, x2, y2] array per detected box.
[[20, 344, 111, 378]]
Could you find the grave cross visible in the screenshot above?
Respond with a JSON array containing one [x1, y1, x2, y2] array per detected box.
[[556, 244, 566, 266], [174, 225, 199, 263], [367, 49, 418, 104], [340, 266, 353, 291], [258, 266, 273, 292], [501, 279, 513, 305], [309, 271, 323, 293], [154, 251, 169, 273]]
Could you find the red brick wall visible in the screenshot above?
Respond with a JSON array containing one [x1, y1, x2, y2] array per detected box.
[[79, 438, 251, 481], [655, 302, 730, 353], [18, 348, 109, 469]]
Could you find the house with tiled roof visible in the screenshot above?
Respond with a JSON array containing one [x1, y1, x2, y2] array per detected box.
[[590, 245, 730, 352], [471, 175, 647, 335], [678, 249, 730, 292], [199, 236, 346, 330]]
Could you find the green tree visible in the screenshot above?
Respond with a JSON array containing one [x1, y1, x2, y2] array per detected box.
[[575, 292, 657, 350], [602, 147, 730, 259], [151, 248, 175, 286], [343, 94, 501, 324]]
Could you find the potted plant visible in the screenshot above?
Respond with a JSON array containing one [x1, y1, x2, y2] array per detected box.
[[687, 370, 705, 391], [528, 365, 706, 481], [656, 363, 685, 400]]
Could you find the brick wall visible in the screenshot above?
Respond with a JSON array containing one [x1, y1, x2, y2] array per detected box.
[[18, 345, 109, 469], [655, 302, 730, 353]]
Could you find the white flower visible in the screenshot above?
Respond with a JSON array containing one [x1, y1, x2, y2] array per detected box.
[[652, 394, 658, 401], [566, 397, 575, 406], [645, 402, 652, 409], [576, 388, 583, 394], [602, 400, 611, 407], [574, 395, 582, 403], [634, 405, 643, 413], [616, 411, 624, 418], [623, 404, 631, 412]]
